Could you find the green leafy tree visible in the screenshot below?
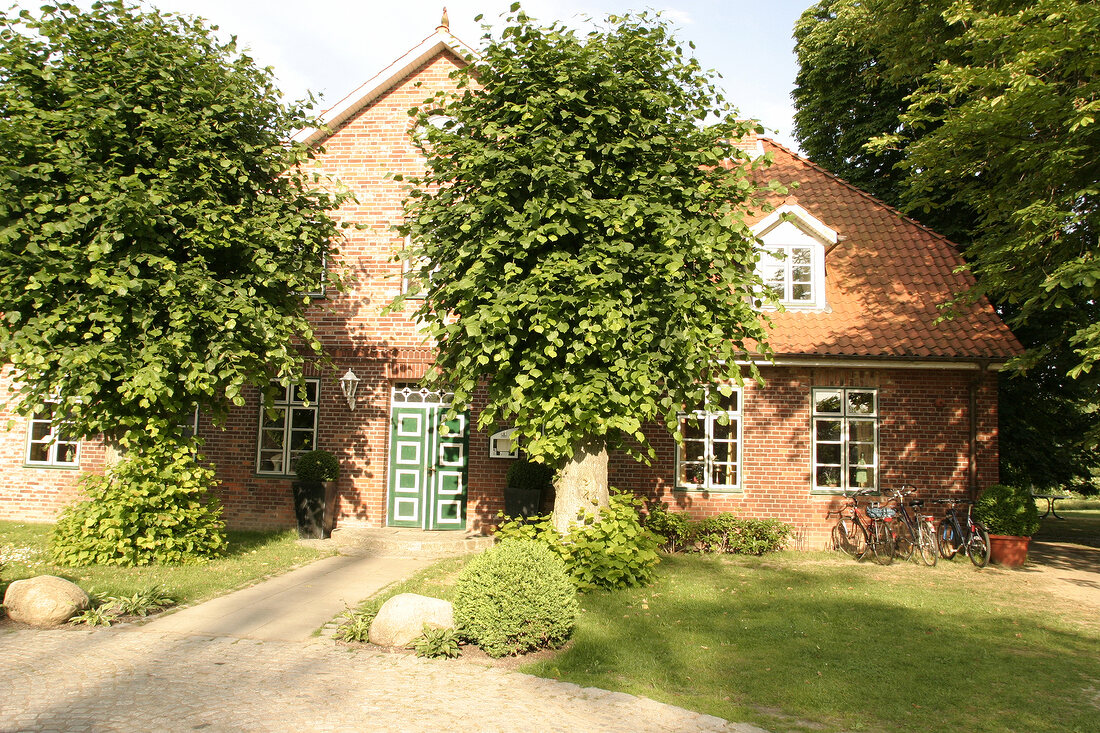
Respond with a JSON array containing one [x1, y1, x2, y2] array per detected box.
[[0, 1, 350, 448], [396, 7, 778, 530], [792, 0, 1100, 487]]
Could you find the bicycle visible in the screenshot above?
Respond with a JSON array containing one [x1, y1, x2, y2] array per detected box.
[[934, 498, 991, 568], [887, 487, 938, 566], [831, 488, 896, 565]]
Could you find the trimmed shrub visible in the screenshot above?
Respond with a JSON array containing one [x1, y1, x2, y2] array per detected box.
[[295, 449, 340, 482], [976, 484, 1042, 537], [51, 442, 227, 566], [453, 539, 577, 657], [496, 490, 661, 591]]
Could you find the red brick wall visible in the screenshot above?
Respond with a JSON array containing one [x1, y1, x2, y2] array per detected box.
[[0, 366, 107, 522], [609, 366, 999, 549]]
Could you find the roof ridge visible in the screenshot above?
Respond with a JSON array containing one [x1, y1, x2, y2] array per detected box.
[[760, 138, 965, 254]]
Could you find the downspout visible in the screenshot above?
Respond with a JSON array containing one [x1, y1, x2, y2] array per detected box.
[[968, 360, 989, 501]]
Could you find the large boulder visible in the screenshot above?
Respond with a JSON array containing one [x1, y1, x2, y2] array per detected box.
[[4, 575, 90, 627], [368, 593, 454, 648]]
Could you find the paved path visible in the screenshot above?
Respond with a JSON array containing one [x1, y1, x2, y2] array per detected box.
[[1, 551, 765, 732], [1023, 540, 1100, 612], [0, 627, 763, 733], [139, 553, 431, 641]]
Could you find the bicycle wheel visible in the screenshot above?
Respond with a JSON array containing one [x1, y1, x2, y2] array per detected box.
[[832, 517, 866, 559], [967, 522, 991, 568], [870, 520, 895, 565], [917, 519, 938, 566], [938, 518, 959, 559], [893, 519, 915, 561]]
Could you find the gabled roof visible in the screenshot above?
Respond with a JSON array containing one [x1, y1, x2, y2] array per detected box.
[[750, 139, 1023, 363], [291, 27, 477, 148]]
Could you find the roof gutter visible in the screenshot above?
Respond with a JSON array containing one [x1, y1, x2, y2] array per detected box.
[[737, 357, 1006, 372]]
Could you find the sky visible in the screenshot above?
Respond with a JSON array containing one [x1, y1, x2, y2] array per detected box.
[[135, 0, 817, 151]]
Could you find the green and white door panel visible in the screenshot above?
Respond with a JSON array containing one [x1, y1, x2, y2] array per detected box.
[[387, 384, 468, 530]]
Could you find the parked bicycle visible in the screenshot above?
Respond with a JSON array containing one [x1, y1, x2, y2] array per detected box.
[[934, 498, 991, 568], [832, 488, 897, 565], [886, 487, 939, 566]]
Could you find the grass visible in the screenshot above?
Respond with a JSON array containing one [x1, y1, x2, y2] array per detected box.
[[1033, 509, 1100, 547], [0, 521, 333, 609], [514, 549, 1100, 733]]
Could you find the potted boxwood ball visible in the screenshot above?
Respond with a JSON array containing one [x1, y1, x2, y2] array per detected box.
[[974, 483, 1042, 567], [504, 458, 554, 519], [292, 449, 341, 539]]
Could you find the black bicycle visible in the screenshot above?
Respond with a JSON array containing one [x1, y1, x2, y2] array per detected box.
[[888, 487, 939, 566], [934, 498, 991, 568], [832, 488, 896, 565]]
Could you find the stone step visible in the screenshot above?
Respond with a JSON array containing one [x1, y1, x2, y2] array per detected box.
[[329, 527, 495, 560]]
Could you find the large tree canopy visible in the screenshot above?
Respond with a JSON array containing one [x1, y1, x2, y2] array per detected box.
[[793, 0, 1100, 485], [396, 7, 778, 524], [0, 1, 349, 447]]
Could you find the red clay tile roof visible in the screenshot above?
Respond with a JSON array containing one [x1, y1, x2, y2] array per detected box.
[[748, 139, 1023, 362]]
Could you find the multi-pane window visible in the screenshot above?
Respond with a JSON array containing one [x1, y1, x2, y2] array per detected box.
[[25, 405, 79, 467], [676, 390, 741, 491], [760, 245, 815, 304], [179, 406, 199, 440], [256, 380, 319, 476], [813, 388, 878, 490]]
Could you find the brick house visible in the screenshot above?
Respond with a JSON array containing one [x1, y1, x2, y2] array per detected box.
[[0, 25, 1022, 548]]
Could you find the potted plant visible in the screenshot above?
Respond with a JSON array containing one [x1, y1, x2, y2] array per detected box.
[[974, 483, 1042, 567], [504, 457, 554, 519], [292, 449, 340, 539]]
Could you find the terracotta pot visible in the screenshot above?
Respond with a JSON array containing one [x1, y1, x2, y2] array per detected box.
[[989, 534, 1031, 567]]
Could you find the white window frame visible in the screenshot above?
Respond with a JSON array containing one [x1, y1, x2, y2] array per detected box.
[[759, 244, 817, 305], [750, 203, 833, 311], [812, 387, 879, 492], [400, 235, 435, 300], [25, 404, 80, 468], [179, 406, 199, 440], [256, 379, 320, 476], [674, 388, 742, 491]]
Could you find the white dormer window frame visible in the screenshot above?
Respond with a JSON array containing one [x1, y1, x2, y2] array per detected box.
[[750, 204, 836, 311]]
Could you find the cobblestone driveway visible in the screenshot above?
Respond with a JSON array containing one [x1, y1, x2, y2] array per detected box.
[[1, 627, 764, 733]]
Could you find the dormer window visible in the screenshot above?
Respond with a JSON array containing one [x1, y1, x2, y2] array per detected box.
[[760, 245, 815, 304], [751, 203, 836, 311]]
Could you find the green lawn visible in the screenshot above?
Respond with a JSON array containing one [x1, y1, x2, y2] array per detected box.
[[519, 552, 1100, 733], [353, 541, 1099, 732], [0, 521, 332, 608], [1034, 509, 1100, 547]]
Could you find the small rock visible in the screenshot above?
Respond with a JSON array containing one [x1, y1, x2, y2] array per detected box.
[[4, 575, 90, 627], [368, 593, 454, 648]]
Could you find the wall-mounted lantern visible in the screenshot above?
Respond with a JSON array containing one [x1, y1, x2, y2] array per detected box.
[[339, 369, 360, 410]]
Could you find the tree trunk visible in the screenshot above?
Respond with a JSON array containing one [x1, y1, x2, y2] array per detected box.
[[552, 440, 609, 533]]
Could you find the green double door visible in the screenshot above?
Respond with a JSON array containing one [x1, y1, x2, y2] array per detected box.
[[386, 404, 468, 530]]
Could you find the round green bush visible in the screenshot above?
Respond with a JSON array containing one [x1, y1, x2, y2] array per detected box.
[[52, 441, 227, 566], [505, 457, 555, 490], [975, 484, 1041, 537], [295, 449, 340, 482], [453, 539, 578, 657]]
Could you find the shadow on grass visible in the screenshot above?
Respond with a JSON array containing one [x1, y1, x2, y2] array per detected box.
[[526, 554, 1100, 733], [1033, 511, 1100, 548], [223, 529, 299, 555]]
